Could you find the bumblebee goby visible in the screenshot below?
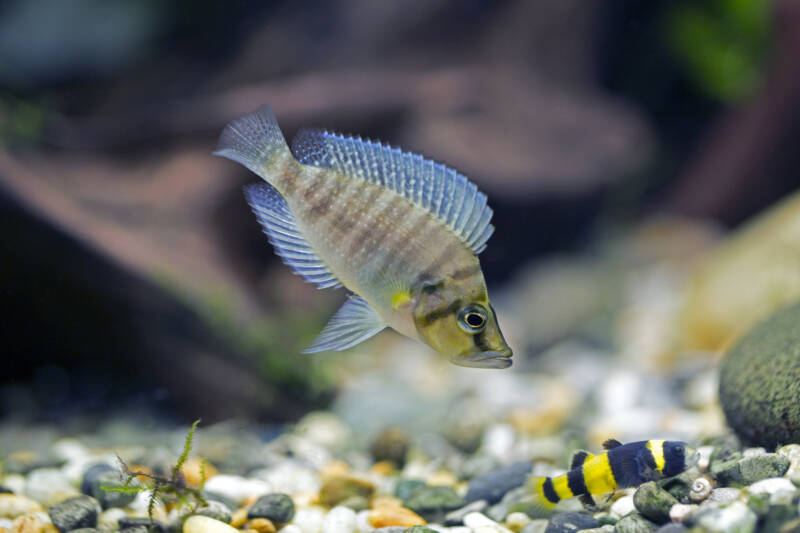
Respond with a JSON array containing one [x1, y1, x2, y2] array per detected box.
[[214, 105, 512, 368], [530, 439, 699, 513]]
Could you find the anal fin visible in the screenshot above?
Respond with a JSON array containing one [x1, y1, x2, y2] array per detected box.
[[303, 296, 387, 353], [579, 493, 597, 509]]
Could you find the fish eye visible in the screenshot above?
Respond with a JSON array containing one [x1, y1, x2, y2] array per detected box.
[[457, 305, 488, 333]]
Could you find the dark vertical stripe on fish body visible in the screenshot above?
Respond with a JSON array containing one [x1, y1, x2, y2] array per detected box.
[[567, 468, 588, 497], [346, 185, 403, 257], [542, 478, 560, 504], [608, 441, 652, 488]]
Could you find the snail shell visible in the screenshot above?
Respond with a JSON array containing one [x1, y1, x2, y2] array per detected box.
[[689, 476, 713, 502]]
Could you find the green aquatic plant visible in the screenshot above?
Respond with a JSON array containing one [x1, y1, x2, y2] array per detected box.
[[664, 0, 770, 102], [103, 420, 208, 527]]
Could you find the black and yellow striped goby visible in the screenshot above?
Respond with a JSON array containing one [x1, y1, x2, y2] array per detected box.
[[214, 105, 513, 368], [530, 439, 698, 512]]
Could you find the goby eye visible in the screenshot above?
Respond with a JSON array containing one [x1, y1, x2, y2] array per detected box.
[[457, 305, 487, 333]]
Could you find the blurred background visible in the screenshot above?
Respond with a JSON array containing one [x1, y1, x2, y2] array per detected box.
[[1, 0, 798, 431]]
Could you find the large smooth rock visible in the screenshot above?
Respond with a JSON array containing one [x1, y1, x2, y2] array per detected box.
[[718, 302, 800, 448]]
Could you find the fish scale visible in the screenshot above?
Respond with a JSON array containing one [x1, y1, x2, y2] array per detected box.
[[215, 104, 512, 367]]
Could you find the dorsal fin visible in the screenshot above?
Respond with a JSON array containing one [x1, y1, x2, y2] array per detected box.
[[244, 183, 342, 289], [303, 296, 387, 353], [290, 130, 495, 254], [603, 438, 623, 450], [570, 450, 592, 470]]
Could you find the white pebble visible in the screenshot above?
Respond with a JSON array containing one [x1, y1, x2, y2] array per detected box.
[[0, 494, 42, 519], [609, 495, 636, 518], [98, 508, 127, 531], [321, 506, 357, 533], [250, 462, 320, 494], [742, 447, 767, 458], [707, 487, 740, 504], [695, 501, 756, 533], [777, 444, 800, 477], [292, 508, 325, 533], [203, 475, 271, 505], [183, 515, 238, 533], [481, 425, 516, 461], [504, 511, 530, 531], [747, 477, 797, 504], [355, 509, 372, 533], [449, 528, 471, 533], [1, 475, 25, 495], [0, 519, 12, 529], [51, 439, 90, 462], [281, 527, 303, 533], [24, 468, 79, 506], [463, 512, 512, 533], [696, 445, 714, 472], [669, 503, 699, 523], [518, 520, 547, 533], [130, 490, 166, 519]]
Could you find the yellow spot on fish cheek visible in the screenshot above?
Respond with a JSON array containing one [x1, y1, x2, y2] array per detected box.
[[391, 291, 412, 310]]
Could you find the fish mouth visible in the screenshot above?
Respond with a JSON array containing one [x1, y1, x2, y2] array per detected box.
[[454, 349, 513, 369]]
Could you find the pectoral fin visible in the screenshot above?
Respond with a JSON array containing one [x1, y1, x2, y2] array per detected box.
[[303, 296, 387, 353]]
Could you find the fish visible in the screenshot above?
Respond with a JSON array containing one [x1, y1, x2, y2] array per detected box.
[[528, 439, 699, 514], [214, 105, 513, 368]]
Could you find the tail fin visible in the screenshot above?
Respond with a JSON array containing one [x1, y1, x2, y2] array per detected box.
[[214, 105, 290, 178], [527, 476, 558, 518]]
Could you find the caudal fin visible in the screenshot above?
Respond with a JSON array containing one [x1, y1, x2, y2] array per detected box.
[[527, 476, 558, 517], [214, 105, 290, 179]]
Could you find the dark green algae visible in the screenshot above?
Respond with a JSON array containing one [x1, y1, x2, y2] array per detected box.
[[719, 301, 800, 449]]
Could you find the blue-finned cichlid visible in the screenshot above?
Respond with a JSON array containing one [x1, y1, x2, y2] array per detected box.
[[214, 105, 513, 368], [529, 439, 699, 513]]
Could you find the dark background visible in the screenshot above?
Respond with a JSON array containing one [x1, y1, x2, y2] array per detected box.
[[1, 0, 797, 423]]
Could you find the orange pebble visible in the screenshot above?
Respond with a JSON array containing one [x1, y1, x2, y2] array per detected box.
[[370, 495, 403, 509], [230, 508, 249, 528], [370, 461, 395, 476], [180, 457, 219, 487], [245, 518, 276, 533], [320, 460, 351, 480], [368, 505, 426, 528]]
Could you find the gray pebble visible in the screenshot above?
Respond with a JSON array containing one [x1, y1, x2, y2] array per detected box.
[[118, 517, 169, 533], [709, 458, 742, 485], [706, 488, 740, 505], [192, 500, 232, 524], [48, 495, 100, 532], [615, 513, 657, 533], [737, 454, 790, 484], [692, 501, 756, 533], [633, 482, 678, 524], [404, 485, 464, 516], [394, 479, 426, 502], [247, 493, 295, 523], [543, 512, 597, 533], [653, 524, 687, 533], [85, 469, 137, 509], [444, 500, 488, 525], [464, 461, 533, 504]]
